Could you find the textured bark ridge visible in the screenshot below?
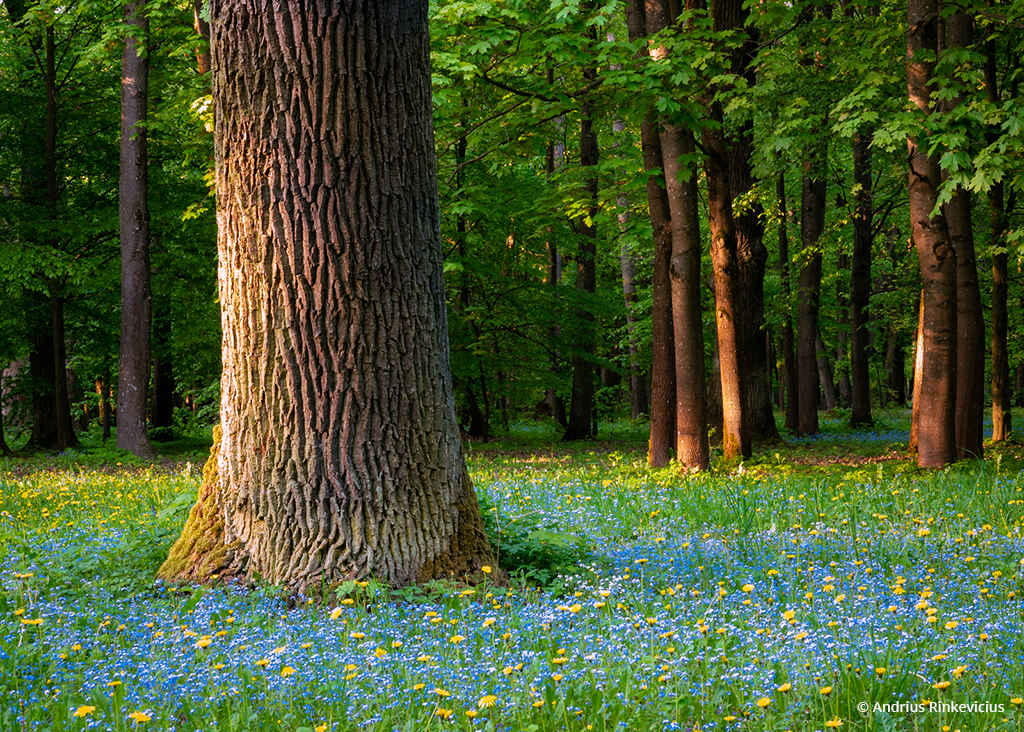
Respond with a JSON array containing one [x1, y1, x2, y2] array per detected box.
[[161, 1, 495, 591]]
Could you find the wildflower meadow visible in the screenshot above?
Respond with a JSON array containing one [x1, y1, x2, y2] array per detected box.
[[2, 415, 1023, 731]]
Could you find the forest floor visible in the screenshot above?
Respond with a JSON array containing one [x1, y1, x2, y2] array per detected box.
[[1, 410, 1023, 731]]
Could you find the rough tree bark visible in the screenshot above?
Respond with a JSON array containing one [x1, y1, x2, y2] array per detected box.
[[908, 0, 957, 467], [797, 160, 826, 436], [727, 21, 780, 445], [943, 11, 983, 459], [645, 0, 710, 469], [117, 0, 156, 460], [159, 0, 496, 590], [625, 0, 675, 466], [703, 0, 750, 459]]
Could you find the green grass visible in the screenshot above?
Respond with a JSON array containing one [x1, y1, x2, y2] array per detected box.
[[1, 415, 1024, 731]]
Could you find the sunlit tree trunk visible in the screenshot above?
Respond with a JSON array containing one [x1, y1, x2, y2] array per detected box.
[[703, 0, 750, 459], [159, 0, 496, 590], [625, 0, 675, 466], [908, 0, 957, 467], [117, 0, 156, 459]]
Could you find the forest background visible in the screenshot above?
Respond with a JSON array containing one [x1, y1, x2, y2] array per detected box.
[[1, 0, 1022, 468]]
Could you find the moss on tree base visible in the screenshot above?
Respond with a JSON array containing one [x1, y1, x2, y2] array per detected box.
[[157, 426, 242, 584]]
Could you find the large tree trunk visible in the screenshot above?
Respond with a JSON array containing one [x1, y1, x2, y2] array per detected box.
[[797, 161, 826, 435], [192, 0, 211, 76], [663, 126, 710, 470], [625, 0, 675, 466], [777, 176, 799, 433], [943, 11, 983, 459], [160, 0, 495, 591], [703, 0, 750, 459], [117, 0, 156, 460], [726, 22, 779, 445], [849, 131, 874, 426], [908, 0, 957, 467], [563, 23, 600, 442], [643, 0, 708, 469]]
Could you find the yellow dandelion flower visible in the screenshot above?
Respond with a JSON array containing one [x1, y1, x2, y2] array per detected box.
[[449, 635, 465, 644], [482, 618, 496, 627], [777, 683, 792, 692], [932, 681, 952, 691], [127, 711, 151, 723], [532, 700, 544, 708], [434, 688, 450, 697], [316, 726, 328, 732], [782, 610, 796, 621], [756, 697, 771, 708], [330, 608, 343, 620], [255, 658, 270, 667], [820, 686, 833, 696], [875, 667, 886, 676], [824, 717, 843, 728], [434, 708, 453, 719], [73, 706, 95, 718], [466, 710, 478, 719], [280, 666, 296, 677], [350, 632, 365, 640], [742, 584, 754, 593], [1009, 698, 1022, 706], [478, 695, 497, 709], [195, 636, 213, 649], [481, 566, 492, 574], [413, 683, 426, 691]]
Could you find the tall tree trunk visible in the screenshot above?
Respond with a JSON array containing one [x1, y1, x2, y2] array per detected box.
[[797, 160, 826, 435], [986, 34, 1010, 442], [563, 18, 599, 442], [117, 0, 156, 459], [908, 0, 957, 467], [626, 0, 675, 466], [943, 11, 983, 459], [703, 0, 750, 459], [151, 307, 176, 432], [728, 28, 779, 444], [849, 131, 874, 426], [662, 126, 710, 470], [544, 102, 567, 428], [646, 0, 709, 469], [160, 0, 496, 590], [778, 176, 799, 433], [884, 335, 906, 405]]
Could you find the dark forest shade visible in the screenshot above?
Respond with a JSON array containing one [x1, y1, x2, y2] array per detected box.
[[160, 0, 495, 590]]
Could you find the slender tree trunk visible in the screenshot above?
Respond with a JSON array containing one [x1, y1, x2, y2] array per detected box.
[[151, 309, 176, 432], [908, 0, 957, 467], [884, 335, 906, 405], [96, 373, 111, 442], [544, 106, 567, 428], [849, 131, 874, 426], [160, 0, 496, 590], [563, 20, 599, 442], [702, 0, 750, 459], [50, 291, 78, 450], [193, 0, 211, 76], [816, 335, 838, 411], [0, 374, 10, 456], [117, 0, 156, 459], [663, 128, 710, 470], [909, 295, 924, 453], [626, 0, 674, 466], [797, 160, 826, 435], [942, 11, 983, 459], [778, 176, 799, 433], [986, 35, 1010, 442]]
